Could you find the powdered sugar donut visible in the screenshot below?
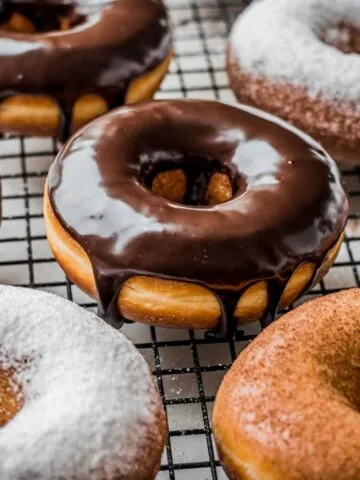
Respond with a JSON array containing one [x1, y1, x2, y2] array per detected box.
[[0, 285, 166, 480], [228, 0, 360, 164]]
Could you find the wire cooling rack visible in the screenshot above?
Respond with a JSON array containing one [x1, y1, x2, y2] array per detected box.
[[1, 1, 360, 478]]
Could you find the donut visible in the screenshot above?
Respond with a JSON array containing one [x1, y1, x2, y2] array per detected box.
[[44, 99, 348, 335], [213, 289, 360, 480], [0, 284, 166, 479], [228, 0, 360, 164], [0, 0, 172, 141]]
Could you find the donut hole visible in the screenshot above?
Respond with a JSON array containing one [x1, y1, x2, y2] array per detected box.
[[320, 353, 360, 412], [321, 22, 360, 54], [140, 152, 240, 206], [0, 4, 86, 33], [0, 366, 23, 427]]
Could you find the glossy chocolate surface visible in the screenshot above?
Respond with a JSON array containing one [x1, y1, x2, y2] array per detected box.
[[48, 100, 349, 334], [0, 0, 171, 139]]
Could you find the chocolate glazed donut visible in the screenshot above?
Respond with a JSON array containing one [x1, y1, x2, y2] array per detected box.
[[0, 0, 171, 140], [45, 100, 348, 336]]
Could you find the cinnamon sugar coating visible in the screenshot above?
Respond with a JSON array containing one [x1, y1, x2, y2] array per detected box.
[[213, 289, 360, 479]]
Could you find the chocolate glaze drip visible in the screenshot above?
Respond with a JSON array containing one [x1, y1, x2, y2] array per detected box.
[[48, 100, 349, 336], [0, 0, 171, 141]]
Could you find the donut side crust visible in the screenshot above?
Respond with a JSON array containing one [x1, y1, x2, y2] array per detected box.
[[0, 51, 172, 137], [227, 47, 360, 165], [44, 186, 343, 330], [213, 289, 360, 480]]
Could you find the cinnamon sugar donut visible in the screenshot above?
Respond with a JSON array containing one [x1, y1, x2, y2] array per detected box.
[[44, 100, 348, 335], [228, 0, 360, 164], [0, 0, 172, 141], [213, 289, 360, 480], [0, 285, 166, 480]]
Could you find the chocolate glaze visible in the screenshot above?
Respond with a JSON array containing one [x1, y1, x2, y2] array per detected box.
[[0, 0, 82, 31], [48, 100, 349, 336], [0, 0, 171, 141]]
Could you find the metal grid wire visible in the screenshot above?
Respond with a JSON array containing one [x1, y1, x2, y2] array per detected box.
[[1, 0, 360, 478]]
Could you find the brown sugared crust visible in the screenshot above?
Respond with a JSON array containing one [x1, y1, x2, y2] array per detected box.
[[227, 47, 360, 164], [213, 289, 360, 480]]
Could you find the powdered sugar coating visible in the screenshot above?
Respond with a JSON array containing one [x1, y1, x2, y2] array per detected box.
[[0, 285, 165, 480], [230, 0, 360, 106]]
